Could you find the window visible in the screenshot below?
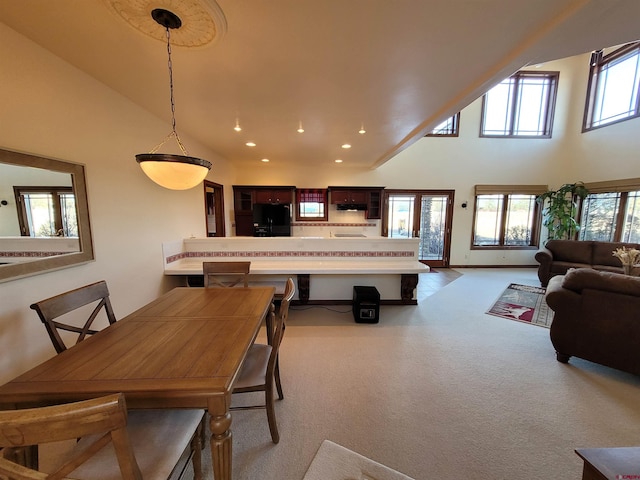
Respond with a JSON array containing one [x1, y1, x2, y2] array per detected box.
[[480, 71, 559, 137], [295, 188, 328, 221], [583, 42, 640, 131], [426, 113, 460, 136], [472, 185, 546, 248], [579, 178, 640, 242], [14, 186, 77, 237]]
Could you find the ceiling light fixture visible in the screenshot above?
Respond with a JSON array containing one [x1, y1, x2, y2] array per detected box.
[[335, 159, 343, 163], [234, 118, 242, 132], [261, 158, 270, 163], [359, 124, 366, 134], [341, 144, 351, 149], [135, 9, 211, 190], [246, 142, 256, 147], [297, 121, 305, 133]]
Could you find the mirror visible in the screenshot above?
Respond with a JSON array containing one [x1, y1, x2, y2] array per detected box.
[[0, 148, 94, 283]]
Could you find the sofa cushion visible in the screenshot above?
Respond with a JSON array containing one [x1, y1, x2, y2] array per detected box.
[[592, 241, 640, 267], [562, 268, 640, 297], [546, 240, 593, 264]]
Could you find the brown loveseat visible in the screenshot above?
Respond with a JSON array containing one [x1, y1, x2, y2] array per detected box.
[[545, 268, 640, 376], [535, 239, 639, 287]]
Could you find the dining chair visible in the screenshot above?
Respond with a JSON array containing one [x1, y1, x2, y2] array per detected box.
[[203, 261, 251, 288], [231, 277, 295, 444], [29, 281, 206, 477], [30, 280, 117, 354], [0, 393, 204, 480]]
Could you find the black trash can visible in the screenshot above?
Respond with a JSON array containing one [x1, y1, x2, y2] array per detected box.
[[352, 286, 380, 323]]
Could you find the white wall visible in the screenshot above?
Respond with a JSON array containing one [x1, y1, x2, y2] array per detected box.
[[0, 24, 237, 383]]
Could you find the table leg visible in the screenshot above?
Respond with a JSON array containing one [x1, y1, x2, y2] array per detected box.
[[209, 397, 232, 480]]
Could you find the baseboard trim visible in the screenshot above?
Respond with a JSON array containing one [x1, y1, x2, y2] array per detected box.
[[291, 299, 417, 306], [448, 264, 538, 269]]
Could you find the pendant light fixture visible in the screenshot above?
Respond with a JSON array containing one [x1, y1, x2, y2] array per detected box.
[[136, 8, 212, 190]]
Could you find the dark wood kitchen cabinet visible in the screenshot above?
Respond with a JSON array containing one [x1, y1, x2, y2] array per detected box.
[[254, 188, 293, 204], [329, 186, 384, 219], [329, 188, 368, 204]]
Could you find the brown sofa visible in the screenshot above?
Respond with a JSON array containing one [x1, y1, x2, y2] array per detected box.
[[535, 239, 639, 287], [545, 268, 640, 376]]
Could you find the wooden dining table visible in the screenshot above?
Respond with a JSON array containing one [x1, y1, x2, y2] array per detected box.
[[0, 286, 276, 480]]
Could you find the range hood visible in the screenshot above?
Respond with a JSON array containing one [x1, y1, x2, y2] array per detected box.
[[336, 203, 368, 211]]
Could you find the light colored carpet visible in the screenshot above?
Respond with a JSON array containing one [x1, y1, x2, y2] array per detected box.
[[302, 440, 414, 480], [175, 268, 640, 480]]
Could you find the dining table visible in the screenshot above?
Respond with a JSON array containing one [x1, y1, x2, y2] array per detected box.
[[0, 286, 276, 480]]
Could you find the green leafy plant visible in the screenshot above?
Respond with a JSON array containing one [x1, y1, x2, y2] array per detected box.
[[536, 182, 589, 242]]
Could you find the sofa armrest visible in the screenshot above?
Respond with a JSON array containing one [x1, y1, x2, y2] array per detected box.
[[535, 246, 553, 287], [545, 274, 580, 314]]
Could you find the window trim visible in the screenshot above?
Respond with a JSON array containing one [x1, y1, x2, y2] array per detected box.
[[582, 42, 640, 132], [426, 113, 460, 137], [578, 177, 640, 242], [480, 71, 559, 139], [295, 188, 328, 222], [13, 186, 75, 237], [471, 185, 546, 250]]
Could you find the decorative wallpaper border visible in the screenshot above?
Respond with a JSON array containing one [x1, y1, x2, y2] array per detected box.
[[0, 251, 69, 258], [291, 222, 375, 227], [167, 250, 416, 264]]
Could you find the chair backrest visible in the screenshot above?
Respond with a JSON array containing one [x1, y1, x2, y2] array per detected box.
[[30, 280, 117, 354], [203, 261, 251, 288], [0, 393, 143, 480], [268, 277, 295, 373]]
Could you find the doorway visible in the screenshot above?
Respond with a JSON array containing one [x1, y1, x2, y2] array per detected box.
[[382, 190, 454, 268], [204, 181, 225, 237]]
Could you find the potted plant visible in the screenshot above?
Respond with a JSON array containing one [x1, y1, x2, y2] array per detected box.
[[536, 182, 589, 242]]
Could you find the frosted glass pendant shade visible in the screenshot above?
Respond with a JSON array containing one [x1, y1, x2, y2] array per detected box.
[[136, 153, 212, 190]]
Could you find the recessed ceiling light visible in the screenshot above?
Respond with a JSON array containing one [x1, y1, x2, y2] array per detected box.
[[261, 158, 269, 163], [234, 118, 242, 132], [335, 159, 343, 163], [246, 142, 256, 147], [297, 121, 304, 133], [341, 144, 351, 149], [359, 123, 366, 134]]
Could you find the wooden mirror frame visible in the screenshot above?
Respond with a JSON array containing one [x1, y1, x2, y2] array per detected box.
[[0, 148, 94, 283]]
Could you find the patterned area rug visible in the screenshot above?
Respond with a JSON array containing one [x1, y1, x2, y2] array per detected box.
[[486, 283, 554, 328]]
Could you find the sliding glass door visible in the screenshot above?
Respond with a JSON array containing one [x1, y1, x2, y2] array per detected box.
[[383, 190, 454, 268]]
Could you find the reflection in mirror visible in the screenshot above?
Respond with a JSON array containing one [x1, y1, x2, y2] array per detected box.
[[0, 148, 94, 283]]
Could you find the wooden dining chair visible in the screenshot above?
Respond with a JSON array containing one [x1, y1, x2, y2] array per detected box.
[[0, 393, 204, 480], [231, 277, 295, 444], [30, 280, 117, 354], [203, 261, 251, 288]]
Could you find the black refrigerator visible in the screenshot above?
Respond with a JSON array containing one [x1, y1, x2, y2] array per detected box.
[[252, 204, 291, 236]]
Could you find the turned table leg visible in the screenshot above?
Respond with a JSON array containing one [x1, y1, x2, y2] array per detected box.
[[209, 396, 232, 480]]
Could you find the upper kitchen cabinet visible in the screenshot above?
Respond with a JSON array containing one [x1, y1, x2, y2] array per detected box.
[[254, 187, 294, 205], [329, 188, 368, 204], [329, 186, 384, 219]]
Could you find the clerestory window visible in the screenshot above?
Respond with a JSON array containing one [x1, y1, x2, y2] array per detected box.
[[583, 42, 640, 131], [480, 71, 559, 138]]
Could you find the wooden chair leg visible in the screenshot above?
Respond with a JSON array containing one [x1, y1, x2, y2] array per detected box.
[[191, 421, 203, 480], [265, 384, 280, 444], [274, 357, 284, 400]]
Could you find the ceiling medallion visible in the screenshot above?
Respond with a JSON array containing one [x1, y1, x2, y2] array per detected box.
[[102, 0, 227, 47]]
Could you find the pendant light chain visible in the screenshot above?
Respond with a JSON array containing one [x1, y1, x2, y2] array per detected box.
[[150, 26, 189, 156]]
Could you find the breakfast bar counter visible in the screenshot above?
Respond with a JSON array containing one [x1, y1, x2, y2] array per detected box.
[[163, 237, 429, 304]]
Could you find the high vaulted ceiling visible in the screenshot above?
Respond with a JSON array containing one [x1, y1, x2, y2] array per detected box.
[[1, 1, 639, 169]]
